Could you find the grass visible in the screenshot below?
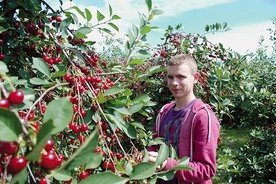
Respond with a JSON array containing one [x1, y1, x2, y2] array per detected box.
[[220, 126, 251, 150], [212, 126, 252, 184]]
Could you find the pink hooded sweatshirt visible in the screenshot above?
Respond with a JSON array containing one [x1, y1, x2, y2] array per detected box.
[[148, 99, 220, 184]]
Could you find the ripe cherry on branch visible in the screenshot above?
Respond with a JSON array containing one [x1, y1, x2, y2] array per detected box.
[[0, 98, 10, 109], [8, 90, 24, 104], [7, 156, 28, 175]]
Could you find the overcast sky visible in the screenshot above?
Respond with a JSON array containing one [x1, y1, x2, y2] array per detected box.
[[46, 0, 275, 55]]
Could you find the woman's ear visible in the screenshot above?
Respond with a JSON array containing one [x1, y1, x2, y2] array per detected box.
[[193, 72, 200, 84]]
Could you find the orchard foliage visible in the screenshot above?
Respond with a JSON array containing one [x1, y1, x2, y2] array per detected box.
[[0, 0, 275, 183], [0, 0, 191, 183]]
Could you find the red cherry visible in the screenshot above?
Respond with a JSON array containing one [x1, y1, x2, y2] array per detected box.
[[80, 124, 88, 132], [0, 39, 4, 45], [116, 152, 124, 160], [79, 170, 89, 180], [31, 121, 41, 132], [0, 53, 5, 60], [40, 104, 47, 114], [30, 43, 36, 50], [64, 73, 72, 82], [55, 17, 62, 22], [78, 135, 85, 144], [102, 160, 115, 171], [55, 154, 64, 165], [0, 98, 10, 109], [26, 112, 35, 120], [0, 141, 19, 155], [7, 156, 28, 174], [44, 138, 54, 152], [8, 90, 24, 104], [115, 128, 121, 134], [41, 152, 58, 170], [43, 55, 50, 62], [80, 109, 87, 117], [69, 122, 80, 134], [39, 177, 47, 184], [65, 178, 72, 184], [94, 147, 101, 153], [52, 57, 58, 64], [91, 104, 99, 112]]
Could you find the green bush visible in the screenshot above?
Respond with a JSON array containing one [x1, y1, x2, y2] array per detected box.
[[231, 126, 276, 183]]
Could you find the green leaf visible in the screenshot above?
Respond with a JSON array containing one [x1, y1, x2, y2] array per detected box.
[[112, 106, 130, 115], [152, 9, 164, 15], [127, 29, 136, 47], [215, 23, 221, 30], [43, 97, 73, 135], [145, 0, 152, 12], [155, 143, 169, 166], [128, 103, 143, 114], [205, 25, 210, 32], [131, 122, 145, 130], [111, 14, 121, 20], [156, 170, 175, 181], [103, 86, 124, 96], [106, 113, 124, 130], [64, 129, 99, 170], [0, 61, 8, 74], [60, 18, 72, 32], [222, 22, 228, 29], [72, 6, 85, 19], [129, 162, 156, 180], [172, 157, 193, 170], [108, 4, 112, 16], [132, 24, 139, 38], [53, 170, 72, 181], [86, 152, 102, 169], [0, 108, 23, 142], [108, 22, 119, 32], [97, 10, 105, 21], [26, 121, 54, 161], [32, 57, 51, 79], [76, 27, 92, 35], [129, 58, 146, 65], [222, 99, 231, 106], [215, 69, 223, 78], [85, 8, 92, 22], [140, 26, 152, 35], [133, 94, 151, 103], [122, 123, 137, 139], [148, 65, 161, 74], [138, 49, 150, 55], [30, 77, 52, 85], [9, 167, 28, 184], [75, 32, 87, 39], [125, 162, 133, 175], [99, 27, 112, 35], [79, 171, 128, 184]]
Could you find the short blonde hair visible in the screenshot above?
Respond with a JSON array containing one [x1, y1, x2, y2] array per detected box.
[[167, 54, 198, 74]]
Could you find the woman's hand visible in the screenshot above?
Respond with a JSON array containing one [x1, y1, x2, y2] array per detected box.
[[148, 151, 167, 171]]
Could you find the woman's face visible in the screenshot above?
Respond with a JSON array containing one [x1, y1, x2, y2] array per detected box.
[[167, 63, 198, 100]]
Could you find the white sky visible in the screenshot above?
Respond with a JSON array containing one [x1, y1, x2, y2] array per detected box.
[[46, 0, 275, 55]]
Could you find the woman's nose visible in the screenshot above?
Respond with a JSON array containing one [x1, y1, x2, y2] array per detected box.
[[171, 78, 178, 85]]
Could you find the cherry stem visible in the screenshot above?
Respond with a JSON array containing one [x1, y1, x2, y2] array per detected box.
[[24, 83, 69, 123], [84, 81, 127, 156]]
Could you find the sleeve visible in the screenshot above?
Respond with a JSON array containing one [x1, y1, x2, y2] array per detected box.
[[147, 111, 161, 152], [147, 102, 174, 152], [164, 109, 220, 183]]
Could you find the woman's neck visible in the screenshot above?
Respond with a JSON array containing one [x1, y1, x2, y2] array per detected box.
[[174, 95, 196, 110]]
